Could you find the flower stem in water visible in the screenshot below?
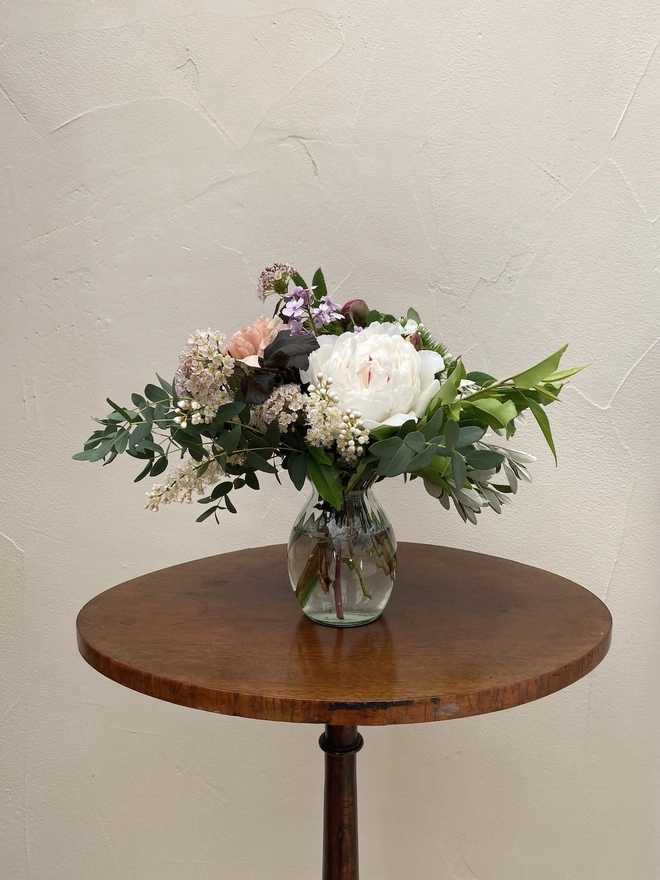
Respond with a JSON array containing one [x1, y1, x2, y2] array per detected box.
[[332, 547, 344, 620]]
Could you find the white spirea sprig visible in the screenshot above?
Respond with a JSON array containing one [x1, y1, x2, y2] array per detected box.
[[145, 458, 225, 511], [174, 329, 235, 406], [262, 383, 306, 432], [305, 374, 369, 463], [174, 391, 232, 428]]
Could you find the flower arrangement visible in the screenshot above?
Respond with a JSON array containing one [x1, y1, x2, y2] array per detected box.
[[76, 263, 583, 626]]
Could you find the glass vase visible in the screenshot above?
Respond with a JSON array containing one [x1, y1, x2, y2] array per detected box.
[[287, 483, 397, 627]]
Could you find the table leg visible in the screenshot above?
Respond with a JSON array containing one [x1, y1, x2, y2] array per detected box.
[[319, 724, 364, 880]]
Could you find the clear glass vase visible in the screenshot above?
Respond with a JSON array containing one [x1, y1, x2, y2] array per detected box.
[[287, 483, 397, 627]]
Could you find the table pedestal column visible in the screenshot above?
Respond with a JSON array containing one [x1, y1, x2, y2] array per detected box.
[[319, 724, 364, 880]]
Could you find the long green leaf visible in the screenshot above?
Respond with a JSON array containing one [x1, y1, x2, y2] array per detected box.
[[467, 397, 517, 428], [526, 397, 558, 464], [434, 360, 466, 407], [542, 365, 587, 383], [507, 345, 568, 389], [307, 457, 343, 509]]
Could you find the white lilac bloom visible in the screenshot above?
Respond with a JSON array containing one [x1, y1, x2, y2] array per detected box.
[[301, 322, 445, 430]]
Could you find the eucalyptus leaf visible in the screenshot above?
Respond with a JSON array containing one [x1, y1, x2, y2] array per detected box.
[[444, 419, 459, 451], [408, 444, 440, 471], [196, 506, 218, 523], [383, 444, 416, 477], [451, 452, 467, 490], [466, 449, 505, 469], [403, 431, 426, 453], [145, 383, 168, 404], [455, 426, 486, 448]]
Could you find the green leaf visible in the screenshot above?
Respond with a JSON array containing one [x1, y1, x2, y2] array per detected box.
[[145, 383, 169, 404], [369, 424, 399, 441], [137, 440, 165, 455], [245, 471, 260, 490], [224, 495, 237, 514], [366, 309, 384, 326], [72, 448, 103, 461], [525, 397, 558, 464], [113, 430, 129, 454], [156, 374, 173, 395], [507, 345, 568, 389], [245, 451, 277, 473], [131, 393, 147, 410], [434, 360, 466, 407], [406, 307, 421, 324], [382, 444, 416, 477], [312, 268, 328, 301], [370, 437, 403, 462], [106, 399, 135, 422], [211, 481, 233, 500], [403, 431, 426, 453], [149, 456, 168, 477], [456, 426, 486, 448], [444, 419, 459, 451], [134, 461, 153, 482], [291, 272, 308, 289], [265, 419, 281, 447], [466, 449, 505, 469], [397, 419, 419, 438], [542, 365, 587, 383], [420, 409, 445, 440], [468, 397, 517, 428], [129, 421, 152, 450], [221, 425, 242, 455], [287, 453, 308, 491], [451, 452, 467, 489], [196, 506, 218, 523], [308, 456, 343, 510], [309, 446, 333, 467], [408, 443, 440, 471]]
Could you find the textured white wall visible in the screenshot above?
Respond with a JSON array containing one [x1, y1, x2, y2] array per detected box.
[[2, 2, 659, 878]]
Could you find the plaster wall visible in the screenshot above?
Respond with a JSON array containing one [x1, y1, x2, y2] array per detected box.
[[1, 2, 659, 878]]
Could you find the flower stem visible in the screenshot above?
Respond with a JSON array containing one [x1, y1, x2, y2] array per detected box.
[[332, 547, 344, 620]]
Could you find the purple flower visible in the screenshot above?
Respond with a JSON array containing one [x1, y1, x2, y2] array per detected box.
[[282, 296, 306, 320], [286, 318, 309, 335], [312, 295, 343, 328], [284, 285, 315, 306]]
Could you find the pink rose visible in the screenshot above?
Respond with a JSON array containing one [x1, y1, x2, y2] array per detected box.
[[225, 316, 284, 367]]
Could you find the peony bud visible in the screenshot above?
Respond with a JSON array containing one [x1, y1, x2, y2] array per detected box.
[[408, 332, 422, 351], [341, 298, 370, 327]]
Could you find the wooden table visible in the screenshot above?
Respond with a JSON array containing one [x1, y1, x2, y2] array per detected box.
[[76, 543, 611, 879]]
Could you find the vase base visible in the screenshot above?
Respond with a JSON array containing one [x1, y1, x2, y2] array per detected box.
[[304, 610, 383, 628]]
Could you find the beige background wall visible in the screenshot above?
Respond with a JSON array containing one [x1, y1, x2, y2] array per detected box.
[[2, 2, 659, 878]]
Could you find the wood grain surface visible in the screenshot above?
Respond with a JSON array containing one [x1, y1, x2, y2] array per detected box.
[[76, 543, 611, 725]]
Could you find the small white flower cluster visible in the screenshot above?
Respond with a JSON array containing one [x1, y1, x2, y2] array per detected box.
[[174, 329, 235, 406], [145, 458, 224, 511], [336, 410, 369, 464], [174, 391, 232, 428], [261, 383, 306, 432], [305, 374, 368, 463], [257, 263, 296, 301]]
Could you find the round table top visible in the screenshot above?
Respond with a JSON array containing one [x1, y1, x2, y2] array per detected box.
[[76, 543, 611, 726]]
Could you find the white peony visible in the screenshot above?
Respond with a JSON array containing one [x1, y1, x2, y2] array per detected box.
[[301, 322, 445, 430]]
